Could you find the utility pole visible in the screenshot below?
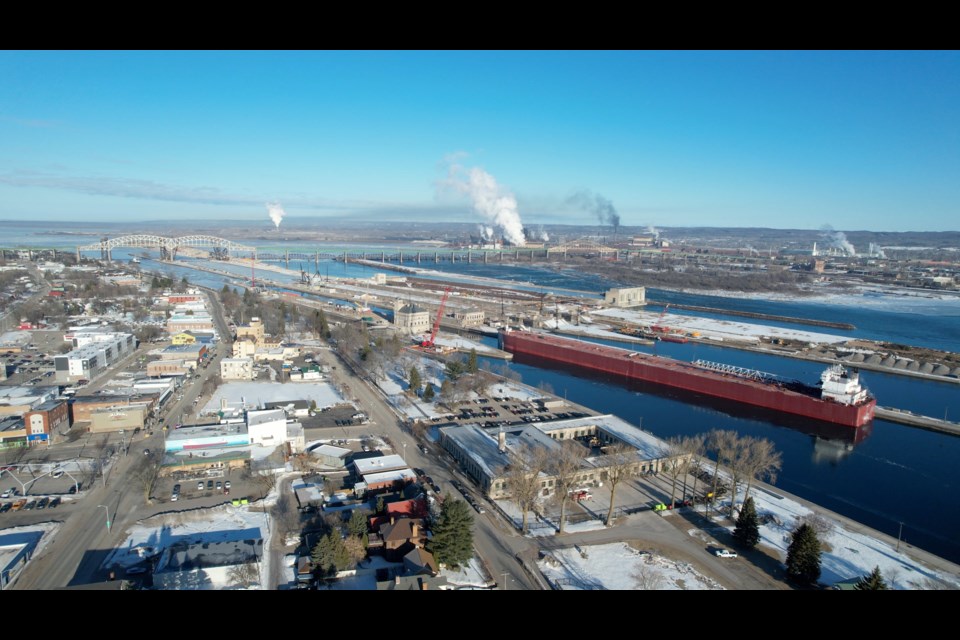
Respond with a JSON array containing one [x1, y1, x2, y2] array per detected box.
[[897, 522, 904, 552]]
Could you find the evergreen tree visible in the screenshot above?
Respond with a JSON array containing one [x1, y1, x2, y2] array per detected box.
[[347, 509, 368, 538], [375, 496, 385, 514], [427, 497, 474, 568], [408, 366, 422, 395], [855, 566, 889, 590], [311, 533, 354, 578], [445, 359, 465, 380], [733, 496, 760, 548], [467, 348, 479, 374], [785, 523, 822, 585], [423, 383, 435, 402]]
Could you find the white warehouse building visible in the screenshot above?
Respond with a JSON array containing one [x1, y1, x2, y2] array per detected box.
[[54, 332, 136, 382]]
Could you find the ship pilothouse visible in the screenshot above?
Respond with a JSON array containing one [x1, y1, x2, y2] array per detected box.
[[820, 364, 869, 405]]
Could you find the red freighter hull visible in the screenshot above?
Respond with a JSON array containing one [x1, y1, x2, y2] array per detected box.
[[501, 331, 875, 428]]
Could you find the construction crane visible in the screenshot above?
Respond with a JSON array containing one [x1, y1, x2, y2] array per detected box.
[[651, 303, 671, 333], [421, 286, 452, 348]]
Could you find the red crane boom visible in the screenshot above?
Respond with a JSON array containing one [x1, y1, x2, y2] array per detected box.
[[651, 303, 671, 333], [422, 286, 452, 347]]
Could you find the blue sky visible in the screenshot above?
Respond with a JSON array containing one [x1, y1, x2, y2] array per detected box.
[[0, 50, 957, 231]]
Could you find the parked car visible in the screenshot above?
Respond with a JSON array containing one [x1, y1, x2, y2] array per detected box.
[[48, 497, 61, 508], [224, 481, 231, 490], [36, 497, 49, 509], [23, 500, 36, 510], [68, 482, 82, 494], [207, 480, 214, 490], [198, 481, 205, 491], [216, 481, 222, 490], [714, 549, 738, 558]]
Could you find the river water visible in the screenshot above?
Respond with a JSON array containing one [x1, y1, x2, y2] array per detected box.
[[6, 228, 960, 563]]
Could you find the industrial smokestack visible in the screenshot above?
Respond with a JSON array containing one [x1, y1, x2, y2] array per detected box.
[[266, 202, 286, 230]]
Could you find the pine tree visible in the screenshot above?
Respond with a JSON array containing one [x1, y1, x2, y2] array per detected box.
[[311, 533, 354, 578], [733, 496, 760, 548], [408, 366, 422, 395], [423, 383, 435, 401], [785, 523, 822, 585], [427, 497, 474, 568], [855, 566, 889, 590], [347, 509, 368, 538], [375, 496, 385, 514], [467, 348, 479, 374]]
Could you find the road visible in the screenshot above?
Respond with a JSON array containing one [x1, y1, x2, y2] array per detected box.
[[8, 290, 231, 589], [316, 345, 541, 589]]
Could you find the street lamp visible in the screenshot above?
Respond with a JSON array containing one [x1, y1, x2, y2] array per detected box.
[[97, 504, 112, 533]]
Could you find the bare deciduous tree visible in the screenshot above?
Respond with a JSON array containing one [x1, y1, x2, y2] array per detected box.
[[227, 561, 260, 588], [683, 434, 707, 502], [659, 436, 690, 507], [741, 436, 782, 505], [505, 444, 548, 535], [546, 440, 588, 534], [343, 535, 367, 565], [603, 443, 638, 526], [632, 561, 666, 590]]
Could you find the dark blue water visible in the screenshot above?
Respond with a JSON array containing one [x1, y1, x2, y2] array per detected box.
[[476, 338, 960, 564], [58, 241, 960, 563]]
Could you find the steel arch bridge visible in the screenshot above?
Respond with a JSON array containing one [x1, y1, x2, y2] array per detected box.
[[77, 235, 256, 261]]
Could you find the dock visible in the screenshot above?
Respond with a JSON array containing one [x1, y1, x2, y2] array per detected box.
[[875, 406, 960, 437]]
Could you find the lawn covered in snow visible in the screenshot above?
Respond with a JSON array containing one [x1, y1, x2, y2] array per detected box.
[[538, 542, 724, 590], [712, 484, 960, 590]]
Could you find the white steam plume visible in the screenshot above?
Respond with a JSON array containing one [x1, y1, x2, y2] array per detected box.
[[819, 225, 856, 256], [442, 161, 526, 246], [477, 224, 495, 241], [266, 201, 286, 229], [646, 225, 660, 240]]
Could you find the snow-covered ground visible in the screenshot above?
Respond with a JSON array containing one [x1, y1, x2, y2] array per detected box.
[[432, 335, 500, 354], [440, 556, 492, 588], [0, 330, 31, 345], [593, 307, 850, 344], [538, 542, 724, 590], [0, 522, 61, 588], [682, 283, 960, 313], [104, 501, 271, 590], [705, 485, 960, 590], [202, 381, 345, 414]]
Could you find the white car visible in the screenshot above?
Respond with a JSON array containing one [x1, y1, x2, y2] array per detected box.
[[714, 549, 738, 558]]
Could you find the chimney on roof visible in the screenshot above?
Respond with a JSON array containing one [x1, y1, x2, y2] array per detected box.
[[412, 522, 419, 537], [395, 575, 400, 585], [498, 429, 506, 453], [390, 516, 395, 526], [421, 580, 428, 591]]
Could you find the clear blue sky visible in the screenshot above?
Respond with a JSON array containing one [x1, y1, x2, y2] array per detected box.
[[1, 50, 957, 231]]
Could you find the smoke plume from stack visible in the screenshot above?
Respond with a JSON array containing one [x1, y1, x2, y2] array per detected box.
[[266, 202, 286, 230], [646, 225, 660, 240], [442, 161, 526, 246], [819, 225, 856, 256], [567, 190, 620, 234]]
